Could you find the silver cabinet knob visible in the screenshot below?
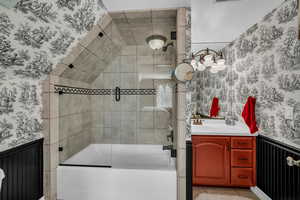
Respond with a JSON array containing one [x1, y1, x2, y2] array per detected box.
[[287, 156, 300, 167]]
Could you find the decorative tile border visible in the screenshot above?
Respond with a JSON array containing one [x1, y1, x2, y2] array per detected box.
[[54, 85, 156, 96], [119, 89, 156, 95], [54, 85, 111, 95]]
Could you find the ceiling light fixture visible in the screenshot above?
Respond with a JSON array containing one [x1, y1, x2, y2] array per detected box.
[[188, 48, 226, 73], [146, 35, 167, 50]]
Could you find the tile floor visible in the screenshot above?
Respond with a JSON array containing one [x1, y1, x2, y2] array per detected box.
[[193, 186, 259, 200]]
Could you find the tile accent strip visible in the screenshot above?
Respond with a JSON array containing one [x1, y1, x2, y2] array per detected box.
[[54, 85, 111, 95], [119, 89, 156, 95], [54, 85, 156, 96]]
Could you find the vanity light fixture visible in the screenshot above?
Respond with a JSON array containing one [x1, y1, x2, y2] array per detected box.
[[189, 48, 226, 73], [146, 35, 167, 50]]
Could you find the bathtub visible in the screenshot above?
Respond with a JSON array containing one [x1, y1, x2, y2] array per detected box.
[[57, 144, 177, 200]]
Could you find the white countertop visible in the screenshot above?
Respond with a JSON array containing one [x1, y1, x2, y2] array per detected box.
[[191, 119, 258, 137]]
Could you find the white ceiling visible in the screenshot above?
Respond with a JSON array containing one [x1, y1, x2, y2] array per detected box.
[[101, 0, 284, 51], [102, 0, 190, 11], [191, 0, 284, 51], [110, 10, 177, 45]]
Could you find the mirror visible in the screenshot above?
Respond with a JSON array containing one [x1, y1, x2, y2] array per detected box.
[[174, 63, 194, 82]]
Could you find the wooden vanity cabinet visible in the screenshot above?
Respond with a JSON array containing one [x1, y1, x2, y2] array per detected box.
[[192, 135, 256, 187], [192, 136, 230, 186]]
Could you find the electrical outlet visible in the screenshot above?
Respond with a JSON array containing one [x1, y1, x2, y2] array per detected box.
[[285, 106, 294, 120]]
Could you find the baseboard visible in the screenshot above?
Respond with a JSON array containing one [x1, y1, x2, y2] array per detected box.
[[251, 186, 272, 200]]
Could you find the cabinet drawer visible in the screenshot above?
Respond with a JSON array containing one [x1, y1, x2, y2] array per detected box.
[[231, 168, 253, 186], [231, 137, 253, 149], [231, 150, 253, 167]]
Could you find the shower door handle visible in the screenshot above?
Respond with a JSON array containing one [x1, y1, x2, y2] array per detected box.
[[115, 87, 121, 102]]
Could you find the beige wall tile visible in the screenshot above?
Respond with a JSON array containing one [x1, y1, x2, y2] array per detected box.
[[137, 55, 154, 65], [60, 44, 86, 66], [137, 129, 155, 144], [121, 55, 137, 72], [137, 45, 154, 56], [139, 111, 154, 129], [155, 129, 169, 144], [79, 25, 102, 47], [155, 111, 170, 129], [98, 14, 112, 30], [120, 45, 137, 56]]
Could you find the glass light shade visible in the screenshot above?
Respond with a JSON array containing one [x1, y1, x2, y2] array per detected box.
[[203, 60, 214, 66], [210, 68, 219, 73], [217, 59, 225, 66], [211, 63, 219, 69], [146, 35, 167, 50], [216, 64, 226, 71], [191, 59, 198, 71], [204, 54, 213, 61], [213, 59, 226, 71], [196, 62, 206, 71]]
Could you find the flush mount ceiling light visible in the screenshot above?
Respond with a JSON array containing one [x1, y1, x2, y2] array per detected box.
[[146, 35, 167, 50], [188, 48, 226, 73]]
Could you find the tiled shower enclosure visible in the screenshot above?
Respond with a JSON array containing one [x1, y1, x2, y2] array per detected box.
[[42, 8, 191, 199]]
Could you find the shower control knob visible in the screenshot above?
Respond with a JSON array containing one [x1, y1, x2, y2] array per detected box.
[[286, 156, 300, 167]]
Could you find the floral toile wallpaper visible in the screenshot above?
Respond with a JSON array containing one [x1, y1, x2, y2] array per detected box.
[[0, 0, 107, 152], [187, 0, 300, 148]]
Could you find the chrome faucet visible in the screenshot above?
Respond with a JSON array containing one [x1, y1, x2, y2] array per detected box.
[[162, 144, 176, 157]]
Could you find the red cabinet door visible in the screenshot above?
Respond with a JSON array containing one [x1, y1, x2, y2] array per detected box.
[[192, 136, 230, 186]]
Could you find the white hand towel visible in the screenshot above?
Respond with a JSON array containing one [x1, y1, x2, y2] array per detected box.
[[156, 84, 173, 108]]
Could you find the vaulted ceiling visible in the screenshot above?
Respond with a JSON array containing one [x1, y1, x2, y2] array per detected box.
[[110, 9, 176, 45], [191, 0, 284, 50], [102, 0, 190, 11], [59, 9, 177, 84]]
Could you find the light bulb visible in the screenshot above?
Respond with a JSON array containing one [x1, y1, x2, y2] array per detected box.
[[191, 59, 198, 70], [203, 55, 214, 66], [148, 39, 165, 50], [197, 62, 206, 71], [210, 68, 219, 73], [204, 54, 213, 62], [217, 59, 225, 66]]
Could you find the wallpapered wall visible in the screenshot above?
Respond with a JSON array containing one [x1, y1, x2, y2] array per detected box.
[[187, 0, 300, 148], [0, 0, 107, 152]]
